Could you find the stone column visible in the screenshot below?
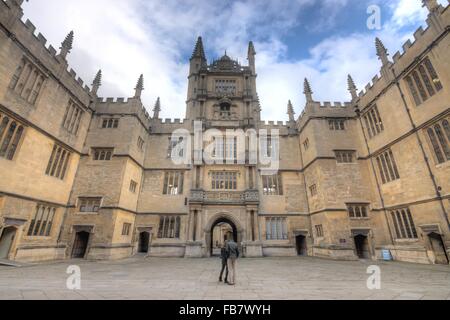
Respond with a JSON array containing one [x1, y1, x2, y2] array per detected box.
[[187, 209, 195, 241], [254, 211, 261, 241], [245, 209, 252, 242], [195, 209, 203, 242]]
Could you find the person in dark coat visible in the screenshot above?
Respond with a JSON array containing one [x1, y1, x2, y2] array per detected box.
[[219, 240, 229, 283], [226, 239, 239, 285]]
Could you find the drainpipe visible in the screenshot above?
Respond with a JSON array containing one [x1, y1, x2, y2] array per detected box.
[[392, 69, 450, 231]]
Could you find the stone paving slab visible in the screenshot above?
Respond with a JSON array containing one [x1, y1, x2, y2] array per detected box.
[[0, 256, 448, 300]]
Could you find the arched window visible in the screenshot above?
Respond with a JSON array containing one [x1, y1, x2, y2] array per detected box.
[[434, 124, 450, 160], [0, 121, 17, 157], [442, 120, 450, 141], [428, 128, 444, 163], [6, 125, 23, 160]]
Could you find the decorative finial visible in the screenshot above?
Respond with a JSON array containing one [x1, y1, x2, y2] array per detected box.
[[191, 36, 206, 60], [255, 93, 262, 112], [134, 74, 144, 98], [248, 41, 256, 56], [303, 78, 313, 102], [91, 69, 102, 95], [347, 74, 358, 101], [287, 100, 295, 122], [59, 31, 74, 59], [375, 37, 389, 66], [153, 97, 161, 119]]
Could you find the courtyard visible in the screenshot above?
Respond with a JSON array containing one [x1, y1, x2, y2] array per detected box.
[[0, 256, 449, 300]]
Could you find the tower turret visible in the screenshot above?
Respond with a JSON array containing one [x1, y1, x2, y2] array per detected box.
[[190, 36, 207, 75]]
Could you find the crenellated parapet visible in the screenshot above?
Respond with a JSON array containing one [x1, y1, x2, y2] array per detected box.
[[357, 3, 449, 107], [257, 120, 291, 135], [93, 97, 152, 129], [0, 1, 93, 107], [149, 118, 191, 134]]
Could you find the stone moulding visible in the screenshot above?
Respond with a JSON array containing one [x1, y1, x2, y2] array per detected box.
[[189, 189, 259, 205]]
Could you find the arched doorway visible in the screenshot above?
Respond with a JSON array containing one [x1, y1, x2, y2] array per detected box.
[[72, 231, 90, 259], [210, 217, 238, 257], [138, 232, 150, 254], [0, 227, 17, 259], [354, 234, 370, 259], [428, 232, 449, 265]]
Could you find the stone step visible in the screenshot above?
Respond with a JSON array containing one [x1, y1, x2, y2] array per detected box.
[[0, 259, 28, 267]]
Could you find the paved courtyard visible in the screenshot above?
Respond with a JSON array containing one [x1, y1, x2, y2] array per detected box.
[[0, 256, 449, 300]]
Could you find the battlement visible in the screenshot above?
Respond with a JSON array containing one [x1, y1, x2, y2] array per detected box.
[[258, 120, 289, 127], [357, 4, 447, 100], [0, 2, 94, 104], [158, 118, 186, 124], [94, 97, 154, 125], [20, 16, 92, 95], [319, 102, 352, 109], [97, 97, 131, 103]]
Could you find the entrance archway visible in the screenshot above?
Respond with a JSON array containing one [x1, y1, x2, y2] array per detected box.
[[138, 232, 150, 254], [354, 234, 370, 259], [72, 231, 90, 259], [428, 232, 449, 265], [295, 235, 307, 256], [206, 214, 243, 257], [0, 227, 17, 259]]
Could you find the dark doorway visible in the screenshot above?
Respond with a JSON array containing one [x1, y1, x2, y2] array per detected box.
[[210, 218, 237, 256], [138, 232, 150, 253], [295, 235, 307, 256], [72, 231, 90, 259], [428, 232, 449, 265], [0, 227, 16, 259], [354, 234, 370, 259]]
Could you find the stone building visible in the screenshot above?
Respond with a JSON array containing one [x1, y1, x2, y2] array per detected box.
[[0, 0, 449, 265]]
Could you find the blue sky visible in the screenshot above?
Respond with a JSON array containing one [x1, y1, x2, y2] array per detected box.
[[22, 0, 448, 121]]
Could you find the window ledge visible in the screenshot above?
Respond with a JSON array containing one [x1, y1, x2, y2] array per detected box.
[[394, 239, 419, 243]]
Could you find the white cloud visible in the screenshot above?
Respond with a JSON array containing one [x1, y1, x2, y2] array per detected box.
[[20, 0, 445, 121]]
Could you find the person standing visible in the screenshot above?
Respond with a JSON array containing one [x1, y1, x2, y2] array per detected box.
[[226, 239, 239, 285], [219, 241, 229, 283]]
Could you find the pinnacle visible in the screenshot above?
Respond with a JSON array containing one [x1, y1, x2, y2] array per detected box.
[[191, 36, 206, 60], [92, 69, 102, 87], [303, 78, 312, 95], [135, 74, 144, 91], [347, 74, 356, 92], [248, 41, 256, 56], [154, 97, 161, 112], [61, 31, 74, 50], [375, 37, 388, 59]]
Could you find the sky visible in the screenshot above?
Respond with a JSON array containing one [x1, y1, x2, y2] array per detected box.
[[21, 0, 448, 121]]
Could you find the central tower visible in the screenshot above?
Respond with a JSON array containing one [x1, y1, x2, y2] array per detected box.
[[186, 37, 260, 127], [184, 38, 263, 258]]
